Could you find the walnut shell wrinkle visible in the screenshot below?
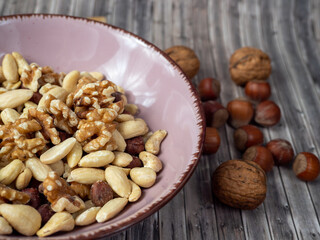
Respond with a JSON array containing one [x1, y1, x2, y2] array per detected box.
[[229, 47, 271, 85], [212, 159, 267, 210], [164, 45, 200, 79]]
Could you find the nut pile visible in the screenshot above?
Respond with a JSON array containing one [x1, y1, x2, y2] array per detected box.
[[0, 52, 167, 237]]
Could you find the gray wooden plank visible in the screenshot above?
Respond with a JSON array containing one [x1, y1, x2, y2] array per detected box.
[[48, 0, 71, 14], [293, 0, 320, 98], [310, 0, 320, 42], [0, 0, 6, 14], [220, 1, 272, 239], [111, 0, 134, 31], [72, 0, 95, 17], [178, 0, 220, 240], [237, 0, 299, 239], [259, 0, 320, 239], [207, 0, 246, 238]]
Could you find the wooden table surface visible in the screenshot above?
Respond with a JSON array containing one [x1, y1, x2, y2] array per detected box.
[[1, 0, 320, 239]]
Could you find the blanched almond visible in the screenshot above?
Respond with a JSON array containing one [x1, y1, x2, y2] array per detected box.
[[75, 206, 101, 226], [112, 151, 133, 167], [49, 160, 65, 176], [2, 54, 19, 83], [0, 89, 33, 110], [79, 150, 115, 167], [67, 168, 105, 184], [112, 129, 127, 151], [105, 166, 131, 198], [96, 198, 128, 223], [0, 204, 41, 236], [67, 141, 83, 168], [40, 137, 76, 164]]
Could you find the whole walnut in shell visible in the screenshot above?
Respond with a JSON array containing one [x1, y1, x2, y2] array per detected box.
[[229, 47, 271, 86], [212, 159, 266, 210], [164, 45, 200, 79]]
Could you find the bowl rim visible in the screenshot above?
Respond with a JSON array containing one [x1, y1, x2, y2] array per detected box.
[[0, 13, 206, 239]]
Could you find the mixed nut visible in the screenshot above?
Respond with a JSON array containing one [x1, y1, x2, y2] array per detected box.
[[0, 52, 167, 237]]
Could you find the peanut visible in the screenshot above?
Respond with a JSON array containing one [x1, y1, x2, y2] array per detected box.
[[0, 216, 12, 235], [15, 167, 33, 190], [105, 166, 132, 198], [67, 168, 105, 184], [117, 118, 149, 139], [145, 130, 167, 155], [62, 70, 80, 93], [0, 108, 20, 124], [79, 150, 115, 168], [26, 157, 52, 181], [0, 204, 41, 236], [96, 197, 128, 223], [128, 180, 141, 202], [40, 137, 76, 164], [67, 141, 83, 168], [2, 54, 19, 83], [0, 89, 33, 110], [37, 212, 75, 237], [139, 151, 163, 172], [130, 167, 156, 188], [0, 159, 25, 185], [112, 151, 133, 167]]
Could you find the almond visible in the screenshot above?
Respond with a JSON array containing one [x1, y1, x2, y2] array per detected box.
[[105, 166, 131, 198], [0, 89, 33, 110]]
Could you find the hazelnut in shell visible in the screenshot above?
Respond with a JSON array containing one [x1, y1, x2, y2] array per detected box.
[[164, 45, 200, 79], [212, 159, 267, 210], [198, 77, 221, 101], [242, 146, 274, 172], [227, 98, 254, 128], [202, 101, 229, 128], [293, 152, 320, 181], [245, 80, 271, 102], [234, 125, 264, 152], [229, 47, 271, 86], [203, 127, 220, 154], [266, 139, 294, 165], [254, 100, 281, 127]]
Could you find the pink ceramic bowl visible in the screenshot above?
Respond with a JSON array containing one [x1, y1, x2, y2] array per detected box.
[[0, 14, 205, 239]]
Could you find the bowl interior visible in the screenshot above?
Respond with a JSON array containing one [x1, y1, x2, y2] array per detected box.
[[0, 15, 204, 239]]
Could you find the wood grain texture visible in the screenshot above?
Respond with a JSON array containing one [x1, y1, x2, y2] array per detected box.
[[1, 0, 320, 239]]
